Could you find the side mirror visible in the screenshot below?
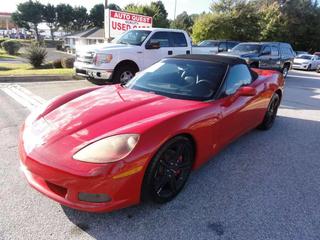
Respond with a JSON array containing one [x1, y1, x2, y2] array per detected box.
[[146, 40, 160, 49], [237, 86, 257, 97]]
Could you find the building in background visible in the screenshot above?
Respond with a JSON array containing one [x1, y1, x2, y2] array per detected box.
[[63, 28, 105, 53], [0, 12, 17, 36], [0, 12, 15, 31]]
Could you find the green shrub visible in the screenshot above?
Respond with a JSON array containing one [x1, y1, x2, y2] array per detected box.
[[61, 57, 75, 68], [0, 38, 9, 48], [52, 59, 63, 68], [25, 42, 47, 68], [1, 40, 22, 55]]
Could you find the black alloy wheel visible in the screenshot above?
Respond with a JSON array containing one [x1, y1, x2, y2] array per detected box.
[[258, 93, 280, 130], [142, 136, 194, 203]]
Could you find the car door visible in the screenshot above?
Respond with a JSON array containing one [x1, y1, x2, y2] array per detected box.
[[218, 64, 260, 147], [270, 46, 281, 69], [312, 56, 320, 69], [259, 46, 272, 69], [143, 31, 174, 69]]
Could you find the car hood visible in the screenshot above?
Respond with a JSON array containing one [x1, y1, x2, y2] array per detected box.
[[31, 85, 202, 146], [293, 58, 311, 64], [76, 43, 139, 54]]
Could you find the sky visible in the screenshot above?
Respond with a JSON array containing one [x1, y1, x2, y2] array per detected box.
[[1, 0, 213, 20]]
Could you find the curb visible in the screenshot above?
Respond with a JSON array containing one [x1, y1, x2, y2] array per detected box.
[[0, 75, 85, 83]]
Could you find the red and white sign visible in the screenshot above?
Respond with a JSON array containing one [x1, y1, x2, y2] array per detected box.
[[105, 9, 153, 39]]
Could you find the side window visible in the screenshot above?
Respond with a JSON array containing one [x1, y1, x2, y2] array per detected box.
[[171, 32, 187, 47], [227, 42, 238, 50], [225, 64, 252, 95], [262, 46, 271, 55], [147, 32, 171, 48], [219, 42, 227, 52], [271, 47, 279, 56]]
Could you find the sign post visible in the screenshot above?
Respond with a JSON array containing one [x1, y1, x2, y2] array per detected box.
[[105, 9, 153, 41]]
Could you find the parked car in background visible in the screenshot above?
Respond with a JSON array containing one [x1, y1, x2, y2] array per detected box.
[[292, 54, 320, 71], [314, 52, 320, 57], [193, 40, 240, 54], [220, 42, 295, 77], [316, 64, 320, 73]]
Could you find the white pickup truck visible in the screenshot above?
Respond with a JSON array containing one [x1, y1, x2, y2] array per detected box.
[[74, 28, 216, 83]]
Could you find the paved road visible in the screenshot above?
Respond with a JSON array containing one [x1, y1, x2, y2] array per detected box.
[[0, 70, 320, 240]]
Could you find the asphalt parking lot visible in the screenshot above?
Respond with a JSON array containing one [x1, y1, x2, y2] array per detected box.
[[0, 70, 320, 240]]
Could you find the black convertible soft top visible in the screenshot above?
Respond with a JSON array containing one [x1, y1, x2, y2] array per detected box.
[[169, 54, 247, 66]]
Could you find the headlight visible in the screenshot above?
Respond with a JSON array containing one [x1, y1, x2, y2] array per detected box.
[[93, 53, 113, 65], [73, 134, 139, 163]]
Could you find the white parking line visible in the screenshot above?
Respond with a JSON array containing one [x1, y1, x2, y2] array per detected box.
[[287, 74, 320, 80], [1, 84, 47, 111]]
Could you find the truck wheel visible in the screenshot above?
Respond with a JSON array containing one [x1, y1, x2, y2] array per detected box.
[[282, 64, 289, 78], [113, 64, 138, 84], [250, 62, 259, 68]]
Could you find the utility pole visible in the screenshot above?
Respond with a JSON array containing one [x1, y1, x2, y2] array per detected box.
[[105, 0, 108, 9], [174, 0, 177, 20]]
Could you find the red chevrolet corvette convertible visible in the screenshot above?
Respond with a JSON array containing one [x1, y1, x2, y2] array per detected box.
[[19, 55, 284, 212]]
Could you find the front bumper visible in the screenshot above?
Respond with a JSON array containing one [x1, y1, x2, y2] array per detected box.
[[74, 61, 114, 80], [19, 138, 146, 212], [87, 68, 113, 80], [292, 64, 309, 70]]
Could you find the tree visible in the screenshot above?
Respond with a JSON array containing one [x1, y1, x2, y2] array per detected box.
[[11, 0, 44, 40], [124, 1, 169, 28], [192, 0, 261, 43], [150, 1, 170, 28], [72, 6, 88, 32], [42, 4, 58, 40], [56, 4, 74, 33], [108, 3, 121, 11], [90, 4, 121, 28], [170, 11, 194, 34]]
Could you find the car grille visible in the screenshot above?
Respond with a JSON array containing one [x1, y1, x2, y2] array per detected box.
[[293, 62, 301, 65], [76, 51, 94, 64]]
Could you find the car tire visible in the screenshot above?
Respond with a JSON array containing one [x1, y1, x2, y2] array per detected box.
[[112, 64, 138, 84], [142, 136, 194, 204], [257, 93, 280, 131], [307, 64, 311, 71], [282, 65, 289, 78]]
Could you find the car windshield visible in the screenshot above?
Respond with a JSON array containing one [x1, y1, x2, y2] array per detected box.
[[297, 54, 312, 60], [232, 44, 261, 53], [198, 41, 219, 47], [126, 59, 227, 101], [116, 30, 151, 46]]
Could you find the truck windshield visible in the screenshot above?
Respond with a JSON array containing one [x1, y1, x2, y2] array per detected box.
[[232, 44, 261, 54], [116, 30, 151, 46], [126, 59, 227, 101]]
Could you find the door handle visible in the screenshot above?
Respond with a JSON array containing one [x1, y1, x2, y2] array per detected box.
[[186, 50, 190, 55], [168, 50, 173, 55]]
